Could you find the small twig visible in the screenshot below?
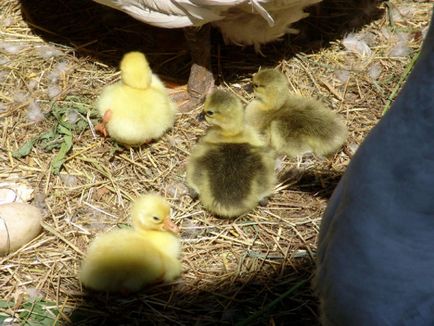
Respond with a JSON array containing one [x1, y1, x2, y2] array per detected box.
[[40, 221, 85, 256]]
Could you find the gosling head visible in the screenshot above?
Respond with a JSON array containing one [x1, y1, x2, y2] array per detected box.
[[251, 68, 289, 110], [131, 194, 179, 234], [202, 89, 244, 136], [120, 51, 152, 89]]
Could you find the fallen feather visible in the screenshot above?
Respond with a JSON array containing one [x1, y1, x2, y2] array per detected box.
[[13, 91, 29, 104], [47, 84, 62, 98], [0, 41, 25, 54], [342, 33, 372, 57], [27, 101, 44, 123], [36, 45, 63, 59], [368, 63, 382, 80], [334, 69, 350, 83]]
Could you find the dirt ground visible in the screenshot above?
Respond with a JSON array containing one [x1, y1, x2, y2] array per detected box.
[[0, 0, 432, 324]]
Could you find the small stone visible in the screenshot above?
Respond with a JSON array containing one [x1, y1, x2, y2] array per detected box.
[[0, 203, 43, 256]]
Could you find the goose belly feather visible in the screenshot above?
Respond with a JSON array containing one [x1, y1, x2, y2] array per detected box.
[[92, 0, 321, 49]]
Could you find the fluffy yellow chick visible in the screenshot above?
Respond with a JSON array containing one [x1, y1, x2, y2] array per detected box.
[[79, 194, 181, 293], [246, 69, 347, 158], [95, 51, 176, 146], [186, 89, 276, 218]]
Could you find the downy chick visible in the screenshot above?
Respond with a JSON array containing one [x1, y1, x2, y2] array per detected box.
[[79, 194, 181, 293], [95, 51, 176, 146], [186, 89, 276, 218], [246, 68, 347, 158]]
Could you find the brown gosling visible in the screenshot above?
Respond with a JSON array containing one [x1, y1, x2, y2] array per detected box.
[[246, 68, 347, 158], [186, 89, 276, 218]]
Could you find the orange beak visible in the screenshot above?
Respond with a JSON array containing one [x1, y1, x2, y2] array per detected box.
[[163, 217, 180, 235]]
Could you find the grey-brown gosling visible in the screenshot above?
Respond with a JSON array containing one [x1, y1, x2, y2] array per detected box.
[[186, 89, 276, 218], [245, 68, 347, 158]]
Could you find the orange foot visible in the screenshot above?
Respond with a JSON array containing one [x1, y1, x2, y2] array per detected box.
[[95, 109, 112, 137]]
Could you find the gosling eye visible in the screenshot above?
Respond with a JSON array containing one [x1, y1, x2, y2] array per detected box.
[[205, 111, 214, 116], [252, 83, 259, 89], [152, 216, 161, 222]]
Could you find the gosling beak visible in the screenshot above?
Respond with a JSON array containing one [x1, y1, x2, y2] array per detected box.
[[163, 217, 180, 235], [197, 111, 206, 122]]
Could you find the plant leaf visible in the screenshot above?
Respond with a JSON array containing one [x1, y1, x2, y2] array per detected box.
[[0, 299, 13, 308], [50, 134, 73, 175], [39, 129, 56, 140], [39, 137, 64, 151], [19, 299, 59, 325], [12, 139, 36, 158], [13, 95, 95, 169]]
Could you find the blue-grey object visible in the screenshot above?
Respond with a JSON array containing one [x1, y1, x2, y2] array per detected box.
[[315, 10, 434, 326]]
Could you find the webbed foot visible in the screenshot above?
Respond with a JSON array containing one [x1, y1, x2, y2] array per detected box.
[[95, 109, 112, 137]]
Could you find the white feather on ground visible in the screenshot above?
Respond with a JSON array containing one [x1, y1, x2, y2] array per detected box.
[[13, 91, 29, 104], [27, 101, 44, 123], [60, 175, 78, 187], [36, 45, 63, 59], [388, 33, 410, 57], [66, 109, 80, 124], [47, 84, 61, 98], [368, 63, 382, 80], [47, 62, 69, 83], [342, 33, 372, 57], [334, 69, 350, 83], [0, 41, 25, 54]]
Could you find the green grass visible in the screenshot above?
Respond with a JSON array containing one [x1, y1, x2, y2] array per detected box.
[[0, 299, 60, 325]]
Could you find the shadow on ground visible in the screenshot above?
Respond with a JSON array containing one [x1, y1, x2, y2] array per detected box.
[[279, 167, 343, 200], [19, 0, 385, 83], [69, 260, 317, 325]]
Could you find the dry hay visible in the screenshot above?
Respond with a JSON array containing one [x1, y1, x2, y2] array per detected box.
[[0, 0, 432, 325]]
